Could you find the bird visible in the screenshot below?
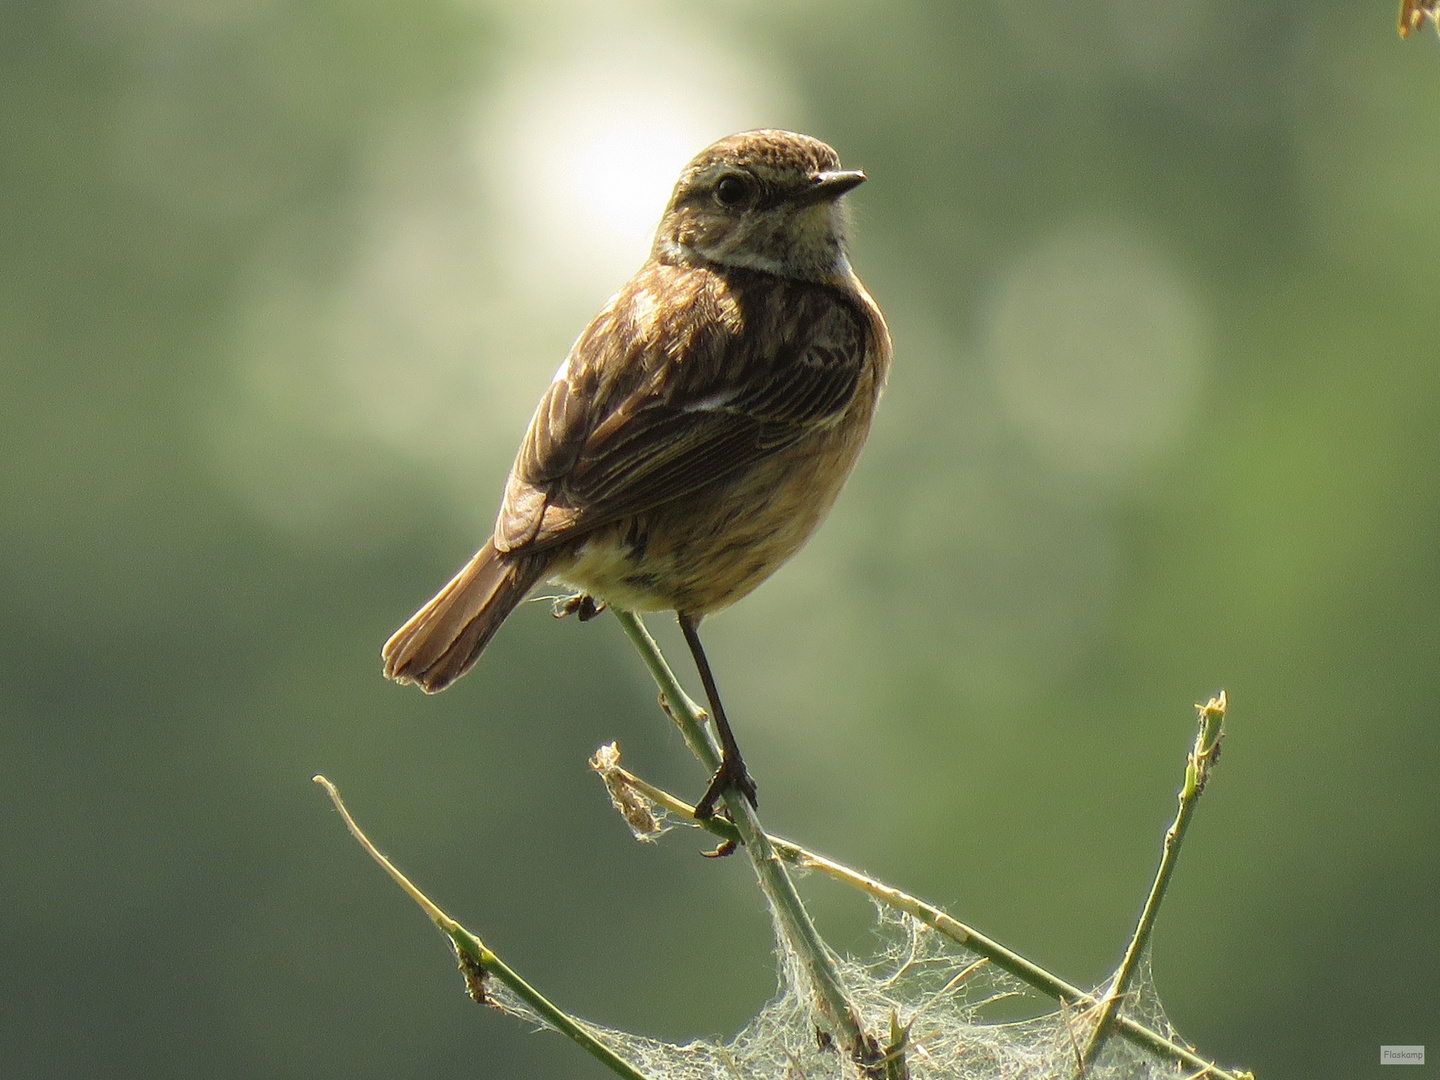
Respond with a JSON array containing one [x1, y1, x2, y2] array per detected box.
[[382, 129, 891, 820]]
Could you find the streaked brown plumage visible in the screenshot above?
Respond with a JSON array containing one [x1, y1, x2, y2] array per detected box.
[[383, 129, 890, 815]]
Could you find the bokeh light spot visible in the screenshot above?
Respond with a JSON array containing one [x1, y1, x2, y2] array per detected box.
[[986, 221, 1207, 486], [476, 23, 802, 297]]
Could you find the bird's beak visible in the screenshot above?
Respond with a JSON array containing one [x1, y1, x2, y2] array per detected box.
[[788, 169, 867, 207]]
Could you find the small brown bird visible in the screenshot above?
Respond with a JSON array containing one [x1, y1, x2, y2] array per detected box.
[[383, 129, 890, 818]]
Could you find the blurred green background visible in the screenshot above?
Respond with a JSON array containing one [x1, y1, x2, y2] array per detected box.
[[3, 1, 1437, 1077]]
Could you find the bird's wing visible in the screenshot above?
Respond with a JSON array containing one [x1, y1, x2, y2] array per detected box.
[[494, 264, 870, 553]]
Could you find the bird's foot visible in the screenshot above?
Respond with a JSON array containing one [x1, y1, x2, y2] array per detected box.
[[694, 753, 758, 822], [700, 838, 739, 858], [552, 592, 606, 621]]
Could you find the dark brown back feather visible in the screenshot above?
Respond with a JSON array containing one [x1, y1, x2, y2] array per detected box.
[[494, 262, 870, 555]]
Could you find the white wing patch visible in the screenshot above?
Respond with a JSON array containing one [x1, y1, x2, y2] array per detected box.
[[682, 386, 740, 413]]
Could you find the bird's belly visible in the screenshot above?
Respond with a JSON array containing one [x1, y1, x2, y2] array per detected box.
[[550, 420, 867, 615], [550, 530, 678, 613]]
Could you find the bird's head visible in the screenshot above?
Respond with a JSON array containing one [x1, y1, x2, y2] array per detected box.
[[653, 130, 865, 284]]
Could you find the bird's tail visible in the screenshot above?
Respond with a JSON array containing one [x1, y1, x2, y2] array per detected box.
[[382, 539, 549, 693]]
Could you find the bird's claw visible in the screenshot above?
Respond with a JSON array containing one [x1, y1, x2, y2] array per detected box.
[[552, 593, 606, 621], [694, 755, 758, 822]]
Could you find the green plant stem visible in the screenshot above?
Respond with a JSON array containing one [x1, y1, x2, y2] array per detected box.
[[1081, 692, 1228, 1068], [313, 776, 656, 1080], [605, 764, 1248, 1080], [613, 610, 879, 1071]]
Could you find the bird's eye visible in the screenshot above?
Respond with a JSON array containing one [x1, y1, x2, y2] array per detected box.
[[713, 173, 754, 209]]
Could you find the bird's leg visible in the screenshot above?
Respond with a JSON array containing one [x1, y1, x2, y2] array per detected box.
[[679, 612, 759, 820]]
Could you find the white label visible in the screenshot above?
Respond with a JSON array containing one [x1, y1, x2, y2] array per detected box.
[[1381, 1046, 1425, 1065]]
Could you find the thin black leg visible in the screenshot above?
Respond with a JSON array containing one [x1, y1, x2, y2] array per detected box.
[[678, 612, 759, 819]]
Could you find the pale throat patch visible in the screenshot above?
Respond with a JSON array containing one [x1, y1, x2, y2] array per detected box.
[[657, 200, 852, 282]]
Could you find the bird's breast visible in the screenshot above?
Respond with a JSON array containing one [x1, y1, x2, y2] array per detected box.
[[551, 375, 880, 615]]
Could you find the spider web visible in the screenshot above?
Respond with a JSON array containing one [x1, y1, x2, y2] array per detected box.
[[482, 903, 1196, 1080]]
